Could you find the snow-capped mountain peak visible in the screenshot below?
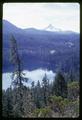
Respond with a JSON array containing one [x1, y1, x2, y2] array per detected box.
[[44, 24, 62, 32]]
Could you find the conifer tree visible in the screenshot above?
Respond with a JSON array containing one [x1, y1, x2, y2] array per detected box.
[[2, 87, 14, 117], [35, 80, 42, 108], [2, 90, 8, 117], [53, 72, 68, 98], [42, 73, 49, 106], [9, 34, 28, 117], [31, 81, 36, 107], [31, 81, 35, 100], [10, 34, 28, 88]]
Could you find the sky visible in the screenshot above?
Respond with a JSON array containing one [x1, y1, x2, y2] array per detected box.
[[3, 3, 80, 32]]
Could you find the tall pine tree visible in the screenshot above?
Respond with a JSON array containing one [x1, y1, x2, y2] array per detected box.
[[35, 80, 42, 108], [52, 72, 68, 98], [42, 73, 49, 106], [9, 34, 28, 117], [10, 34, 28, 88]]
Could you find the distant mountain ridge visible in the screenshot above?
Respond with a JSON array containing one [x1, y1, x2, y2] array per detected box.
[[3, 20, 79, 34]]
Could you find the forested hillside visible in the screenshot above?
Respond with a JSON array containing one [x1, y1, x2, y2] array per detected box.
[[2, 73, 79, 118], [3, 20, 80, 80]]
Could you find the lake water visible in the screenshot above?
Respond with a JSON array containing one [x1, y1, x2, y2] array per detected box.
[[2, 68, 55, 90]]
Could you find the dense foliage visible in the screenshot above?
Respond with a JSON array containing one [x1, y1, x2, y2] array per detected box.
[[2, 74, 79, 118]]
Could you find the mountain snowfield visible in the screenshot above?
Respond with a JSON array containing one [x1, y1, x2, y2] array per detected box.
[[2, 69, 55, 90], [43, 24, 79, 34], [44, 24, 62, 32], [50, 50, 56, 54]]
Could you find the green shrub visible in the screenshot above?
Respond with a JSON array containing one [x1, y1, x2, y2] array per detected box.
[[33, 107, 52, 117], [64, 98, 79, 117], [49, 95, 71, 115], [68, 81, 79, 100]]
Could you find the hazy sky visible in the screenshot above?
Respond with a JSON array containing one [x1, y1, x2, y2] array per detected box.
[[3, 3, 80, 32]]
